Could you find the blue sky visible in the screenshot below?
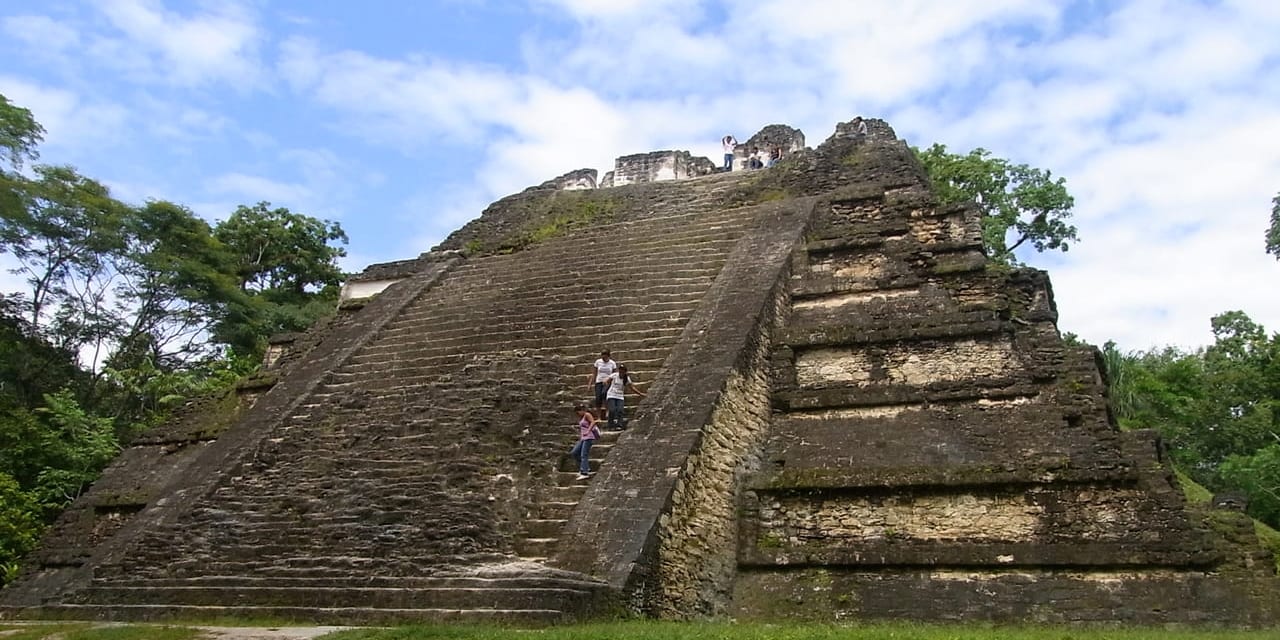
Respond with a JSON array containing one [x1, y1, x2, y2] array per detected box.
[[2, 0, 1279, 350]]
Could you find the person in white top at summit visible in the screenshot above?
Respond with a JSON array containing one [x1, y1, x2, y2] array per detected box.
[[588, 349, 617, 421], [721, 134, 737, 171]]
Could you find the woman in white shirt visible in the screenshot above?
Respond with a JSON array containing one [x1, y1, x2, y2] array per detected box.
[[588, 349, 616, 421], [603, 364, 646, 430]]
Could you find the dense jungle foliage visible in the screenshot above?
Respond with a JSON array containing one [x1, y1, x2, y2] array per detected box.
[[1102, 309, 1280, 531], [0, 94, 348, 582]]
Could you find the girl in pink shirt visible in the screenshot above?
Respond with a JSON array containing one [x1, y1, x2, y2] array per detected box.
[[570, 404, 601, 480]]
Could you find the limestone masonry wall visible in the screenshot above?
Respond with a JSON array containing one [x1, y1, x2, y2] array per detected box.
[[653, 275, 785, 617], [602, 150, 717, 187]]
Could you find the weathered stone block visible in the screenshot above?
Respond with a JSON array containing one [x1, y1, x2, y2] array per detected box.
[[792, 338, 1020, 388]]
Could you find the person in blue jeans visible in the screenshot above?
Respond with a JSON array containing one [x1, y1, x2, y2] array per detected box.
[[721, 134, 738, 170], [603, 364, 646, 430], [588, 350, 617, 423], [570, 404, 601, 481]]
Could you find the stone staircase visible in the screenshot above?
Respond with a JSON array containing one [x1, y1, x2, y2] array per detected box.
[[47, 574, 615, 624], [45, 188, 767, 623], [514, 429, 619, 561]]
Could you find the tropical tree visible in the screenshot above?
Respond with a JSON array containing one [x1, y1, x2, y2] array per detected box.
[[213, 202, 348, 355], [110, 200, 247, 371], [0, 94, 43, 170], [1105, 312, 1280, 528], [0, 295, 82, 408], [0, 471, 42, 582], [215, 201, 347, 296], [914, 144, 1078, 265], [0, 94, 351, 582], [0, 165, 131, 348]]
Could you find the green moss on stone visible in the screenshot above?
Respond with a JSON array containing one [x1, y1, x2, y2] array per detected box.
[[758, 189, 790, 203], [176, 388, 249, 440], [236, 372, 279, 392], [720, 172, 797, 210], [757, 533, 784, 548], [761, 462, 1064, 491], [1255, 520, 1280, 573], [504, 193, 619, 252], [985, 261, 1015, 276], [839, 149, 870, 167], [1174, 466, 1213, 504]]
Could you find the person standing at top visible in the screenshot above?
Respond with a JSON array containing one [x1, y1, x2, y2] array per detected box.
[[589, 349, 617, 421], [603, 364, 646, 431], [721, 135, 738, 171]]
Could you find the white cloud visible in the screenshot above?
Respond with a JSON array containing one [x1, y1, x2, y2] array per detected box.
[[206, 172, 312, 207], [538, 0, 693, 20], [92, 0, 264, 87], [185, 199, 242, 223], [2, 14, 80, 52], [0, 76, 130, 152], [276, 37, 322, 91], [0, 254, 30, 307], [128, 95, 234, 141], [201, 145, 378, 223], [278, 37, 520, 146]]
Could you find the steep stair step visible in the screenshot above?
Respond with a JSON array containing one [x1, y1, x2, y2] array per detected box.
[[476, 241, 736, 271], [446, 255, 735, 286], [78, 584, 593, 610], [521, 518, 569, 538], [91, 574, 606, 589], [394, 296, 709, 325], [346, 343, 672, 373], [543, 485, 590, 501], [513, 538, 561, 559], [540, 501, 581, 520], [385, 292, 713, 331], [381, 309, 701, 340], [25, 603, 572, 625], [364, 326, 689, 356]]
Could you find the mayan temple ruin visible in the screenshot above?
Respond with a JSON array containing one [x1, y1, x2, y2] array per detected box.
[[2, 118, 1278, 625]]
